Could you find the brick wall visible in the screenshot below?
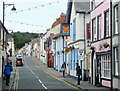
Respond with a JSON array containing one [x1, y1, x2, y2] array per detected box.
[[52, 13, 66, 28]]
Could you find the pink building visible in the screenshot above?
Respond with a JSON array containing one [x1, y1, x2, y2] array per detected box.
[[90, 0, 111, 88]]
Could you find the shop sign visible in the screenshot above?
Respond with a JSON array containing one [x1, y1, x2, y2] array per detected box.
[[61, 23, 70, 36], [102, 80, 111, 87]]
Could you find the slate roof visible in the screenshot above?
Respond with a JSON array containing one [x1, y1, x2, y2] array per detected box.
[[74, 0, 90, 12]]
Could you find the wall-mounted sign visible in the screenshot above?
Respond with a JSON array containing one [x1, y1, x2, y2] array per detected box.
[[61, 23, 70, 36], [45, 49, 51, 51]]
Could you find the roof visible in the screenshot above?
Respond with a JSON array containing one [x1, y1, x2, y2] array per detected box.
[[74, 1, 90, 13], [53, 33, 62, 39], [66, 0, 90, 23], [0, 20, 9, 34]]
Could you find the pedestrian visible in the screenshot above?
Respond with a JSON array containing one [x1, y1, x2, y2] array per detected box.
[[62, 62, 66, 78], [76, 63, 81, 85], [4, 62, 13, 86]]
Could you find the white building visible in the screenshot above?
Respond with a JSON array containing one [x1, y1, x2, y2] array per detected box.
[[66, 1, 90, 80], [7, 37, 15, 56]]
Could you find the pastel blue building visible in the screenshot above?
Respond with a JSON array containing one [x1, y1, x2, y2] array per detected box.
[[53, 34, 65, 71]]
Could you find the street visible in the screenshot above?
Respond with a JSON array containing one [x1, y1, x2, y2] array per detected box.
[[14, 57, 80, 90]]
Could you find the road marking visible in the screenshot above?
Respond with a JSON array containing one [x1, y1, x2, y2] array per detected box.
[[25, 59, 47, 89], [42, 84, 47, 89], [44, 70, 79, 90], [33, 59, 78, 90], [38, 79, 42, 83]]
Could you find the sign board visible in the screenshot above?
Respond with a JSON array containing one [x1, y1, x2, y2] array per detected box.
[[61, 23, 70, 36], [87, 23, 91, 40]]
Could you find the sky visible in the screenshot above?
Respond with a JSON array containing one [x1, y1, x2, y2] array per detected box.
[[0, 0, 68, 33]]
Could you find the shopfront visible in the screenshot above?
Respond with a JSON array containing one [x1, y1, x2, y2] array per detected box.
[[96, 52, 111, 87], [91, 39, 111, 87]]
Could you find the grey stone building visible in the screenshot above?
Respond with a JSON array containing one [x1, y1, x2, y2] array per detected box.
[[112, 1, 120, 90]]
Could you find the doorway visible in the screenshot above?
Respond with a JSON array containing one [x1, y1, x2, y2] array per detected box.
[[96, 54, 102, 86]]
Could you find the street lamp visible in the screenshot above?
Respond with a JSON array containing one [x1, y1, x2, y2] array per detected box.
[[3, 2, 16, 24], [2, 2, 16, 49], [2, 2, 16, 64]]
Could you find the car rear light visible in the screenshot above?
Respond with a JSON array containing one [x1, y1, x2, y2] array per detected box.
[[18, 61, 22, 64]]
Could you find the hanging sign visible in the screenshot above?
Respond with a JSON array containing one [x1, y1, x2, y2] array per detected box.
[[61, 23, 70, 36]]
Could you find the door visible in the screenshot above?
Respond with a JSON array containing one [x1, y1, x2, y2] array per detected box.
[[96, 55, 101, 85]]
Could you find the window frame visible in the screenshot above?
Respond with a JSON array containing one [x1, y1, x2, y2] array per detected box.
[[104, 10, 109, 38], [97, 15, 102, 40], [101, 53, 111, 79], [114, 5, 119, 35], [114, 47, 119, 76], [92, 18, 97, 41]]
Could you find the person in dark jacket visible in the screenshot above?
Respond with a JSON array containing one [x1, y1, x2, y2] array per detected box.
[[62, 62, 66, 78], [76, 63, 81, 85], [4, 63, 13, 86]]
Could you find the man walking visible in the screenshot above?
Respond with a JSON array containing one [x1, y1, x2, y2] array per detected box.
[[76, 63, 81, 85], [62, 62, 66, 78], [4, 62, 13, 86]]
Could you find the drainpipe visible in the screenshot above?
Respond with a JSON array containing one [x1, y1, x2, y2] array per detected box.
[[110, 0, 113, 90], [84, 12, 86, 69], [63, 36, 64, 63]]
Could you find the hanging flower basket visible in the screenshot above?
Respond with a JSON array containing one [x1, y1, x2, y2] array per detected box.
[[90, 46, 95, 50], [103, 42, 109, 48], [71, 46, 75, 50]]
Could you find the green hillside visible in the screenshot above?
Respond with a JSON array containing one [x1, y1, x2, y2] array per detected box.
[[11, 32, 39, 50]]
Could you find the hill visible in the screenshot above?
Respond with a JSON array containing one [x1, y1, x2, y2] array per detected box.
[[11, 32, 40, 50]]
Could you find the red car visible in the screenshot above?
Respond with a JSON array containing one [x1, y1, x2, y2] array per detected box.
[[16, 58, 24, 66]]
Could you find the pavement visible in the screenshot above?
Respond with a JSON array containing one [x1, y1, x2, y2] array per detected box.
[[2, 57, 17, 91]]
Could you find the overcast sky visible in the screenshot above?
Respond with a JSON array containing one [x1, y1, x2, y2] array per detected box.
[[0, 0, 67, 33]]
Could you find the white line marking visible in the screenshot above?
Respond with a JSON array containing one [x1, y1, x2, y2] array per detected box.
[[42, 84, 47, 89], [25, 59, 47, 89], [38, 79, 42, 83]]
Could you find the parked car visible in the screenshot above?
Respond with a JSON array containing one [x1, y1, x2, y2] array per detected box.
[[16, 55, 22, 59], [16, 58, 24, 66]]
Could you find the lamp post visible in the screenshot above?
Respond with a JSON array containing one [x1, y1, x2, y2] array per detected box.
[[3, 2, 16, 50], [2, 2, 16, 64]]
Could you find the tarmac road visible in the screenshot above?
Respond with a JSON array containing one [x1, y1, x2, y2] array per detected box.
[[15, 56, 80, 91]]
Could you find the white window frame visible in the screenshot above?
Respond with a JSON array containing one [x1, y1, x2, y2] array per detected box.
[[101, 54, 111, 79], [114, 5, 118, 34], [114, 47, 119, 76], [91, 0, 95, 10], [97, 15, 101, 40], [92, 19, 97, 41], [104, 11, 109, 37]]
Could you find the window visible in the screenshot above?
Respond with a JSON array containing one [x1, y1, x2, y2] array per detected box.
[[92, 19, 97, 41], [104, 11, 109, 37], [114, 47, 119, 76], [91, 0, 95, 10], [101, 53, 111, 78], [97, 15, 101, 40], [114, 5, 118, 34], [72, 18, 76, 41]]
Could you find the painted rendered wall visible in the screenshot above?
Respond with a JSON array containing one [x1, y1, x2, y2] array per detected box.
[[55, 37, 64, 71]]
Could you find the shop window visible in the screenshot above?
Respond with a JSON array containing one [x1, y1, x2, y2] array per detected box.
[[114, 47, 119, 76], [101, 54, 111, 78]]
